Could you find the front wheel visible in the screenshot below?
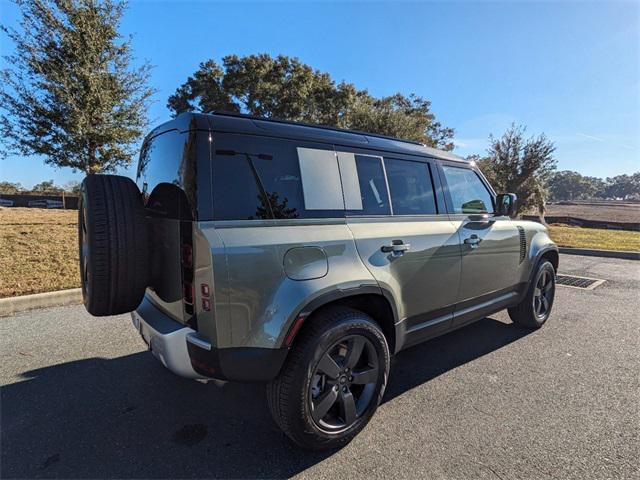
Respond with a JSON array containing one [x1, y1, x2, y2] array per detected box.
[[267, 307, 390, 450], [508, 260, 556, 329]]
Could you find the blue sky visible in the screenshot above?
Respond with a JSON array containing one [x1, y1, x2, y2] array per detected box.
[[1, 0, 638, 188]]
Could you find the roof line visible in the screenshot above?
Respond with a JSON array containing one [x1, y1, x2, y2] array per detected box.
[[188, 110, 427, 147]]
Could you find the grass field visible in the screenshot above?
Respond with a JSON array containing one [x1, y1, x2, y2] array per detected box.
[[1, 208, 639, 298], [0, 208, 79, 298], [547, 224, 640, 252], [545, 201, 640, 223]]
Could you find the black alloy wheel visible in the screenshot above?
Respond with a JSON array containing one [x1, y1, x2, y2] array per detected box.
[[508, 259, 556, 329], [309, 334, 379, 432], [533, 268, 554, 319], [266, 307, 390, 450]]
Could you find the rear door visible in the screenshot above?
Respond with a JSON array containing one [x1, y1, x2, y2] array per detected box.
[[341, 150, 461, 348], [438, 162, 521, 326]]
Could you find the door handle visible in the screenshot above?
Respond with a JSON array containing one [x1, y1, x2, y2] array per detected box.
[[381, 240, 411, 256], [464, 234, 482, 249]]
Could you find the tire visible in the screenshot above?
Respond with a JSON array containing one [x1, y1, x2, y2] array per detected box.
[[267, 307, 390, 450], [79, 174, 148, 316], [508, 260, 556, 329]]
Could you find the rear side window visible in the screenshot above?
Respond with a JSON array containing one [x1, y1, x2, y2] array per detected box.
[[347, 155, 391, 216], [137, 130, 198, 220], [384, 158, 437, 215], [441, 166, 494, 214], [211, 133, 343, 220]]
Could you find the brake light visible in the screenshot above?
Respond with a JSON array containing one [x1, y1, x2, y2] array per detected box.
[[181, 244, 193, 268], [183, 282, 194, 305]]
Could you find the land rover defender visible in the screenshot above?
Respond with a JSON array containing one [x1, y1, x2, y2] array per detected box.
[[78, 112, 558, 449]]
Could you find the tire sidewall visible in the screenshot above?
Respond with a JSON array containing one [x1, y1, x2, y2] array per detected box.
[[296, 316, 390, 445], [528, 260, 556, 326], [78, 185, 92, 309]]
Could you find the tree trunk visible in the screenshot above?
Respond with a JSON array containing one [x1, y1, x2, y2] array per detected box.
[[538, 201, 547, 226]]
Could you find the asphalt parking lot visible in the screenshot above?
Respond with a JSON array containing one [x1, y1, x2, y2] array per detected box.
[[1, 254, 638, 479]]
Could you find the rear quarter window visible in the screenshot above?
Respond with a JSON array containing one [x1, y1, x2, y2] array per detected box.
[[211, 133, 344, 220], [137, 130, 199, 219]]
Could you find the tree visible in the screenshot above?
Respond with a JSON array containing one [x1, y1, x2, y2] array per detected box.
[[547, 170, 601, 201], [64, 180, 82, 195], [603, 173, 640, 200], [0, 181, 24, 194], [1, 0, 154, 174], [167, 54, 454, 150], [30, 179, 63, 194], [476, 124, 556, 219]]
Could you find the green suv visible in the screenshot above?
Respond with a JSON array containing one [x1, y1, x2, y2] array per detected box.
[[79, 112, 558, 450]]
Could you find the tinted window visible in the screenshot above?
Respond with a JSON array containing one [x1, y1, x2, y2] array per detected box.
[[442, 166, 494, 214], [385, 159, 437, 215], [347, 155, 391, 216], [137, 130, 197, 219], [212, 133, 342, 220]]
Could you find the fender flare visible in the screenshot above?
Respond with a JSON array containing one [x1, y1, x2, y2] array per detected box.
[[283, 284, 400, 350], [528, 246, 559, 286]]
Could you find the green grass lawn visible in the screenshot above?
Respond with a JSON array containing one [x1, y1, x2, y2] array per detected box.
[[548, 224, 640, 252]]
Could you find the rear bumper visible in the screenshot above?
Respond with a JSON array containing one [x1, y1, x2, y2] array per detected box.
[[131, 297, 287, 382]]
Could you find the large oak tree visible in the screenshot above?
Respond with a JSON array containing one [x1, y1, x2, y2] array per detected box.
[[168, 54, 454, 150]]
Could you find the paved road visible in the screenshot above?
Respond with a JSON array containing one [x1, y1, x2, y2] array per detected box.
[[1, 255, 638, 479]]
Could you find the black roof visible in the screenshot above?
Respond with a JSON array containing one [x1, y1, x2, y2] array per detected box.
[[146, 111, 466, 163]]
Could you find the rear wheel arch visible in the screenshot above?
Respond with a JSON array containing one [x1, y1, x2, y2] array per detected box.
[[287, 290, 398, 354]]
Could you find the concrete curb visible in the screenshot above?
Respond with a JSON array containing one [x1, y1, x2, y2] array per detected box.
[[559, 247, 640, 261], [0, 288, 82, 317]]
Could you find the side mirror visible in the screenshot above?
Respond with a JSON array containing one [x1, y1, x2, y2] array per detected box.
[[495, 193, 517, 218]]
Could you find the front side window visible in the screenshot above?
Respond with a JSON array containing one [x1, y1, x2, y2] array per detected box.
[[384, 158, 437, 215], [441, 166, 494, 214]]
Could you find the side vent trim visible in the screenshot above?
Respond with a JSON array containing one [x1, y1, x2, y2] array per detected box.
[[517, 226, 526, 263]]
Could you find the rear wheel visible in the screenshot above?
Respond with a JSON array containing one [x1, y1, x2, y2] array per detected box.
[[79, 174, 148, 316], [267, 307, 390, 450], [508, 260, 556, 328]]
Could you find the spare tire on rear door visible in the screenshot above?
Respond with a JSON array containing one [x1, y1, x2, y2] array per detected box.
[[79, 174, 149, 316]]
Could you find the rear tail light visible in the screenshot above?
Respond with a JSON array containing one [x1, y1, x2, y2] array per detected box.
[[180, 222, 195, 324], [181, 244, 193, 268], [183, 282, 194, 305]]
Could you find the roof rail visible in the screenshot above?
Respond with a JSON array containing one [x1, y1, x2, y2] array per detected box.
[[204, 110, 426, 147]]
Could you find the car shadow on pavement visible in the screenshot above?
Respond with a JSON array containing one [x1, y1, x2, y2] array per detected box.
[[1, 317, 530, 479]]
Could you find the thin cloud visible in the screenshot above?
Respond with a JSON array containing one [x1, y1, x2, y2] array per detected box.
[[577, 133, 606, 142]]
